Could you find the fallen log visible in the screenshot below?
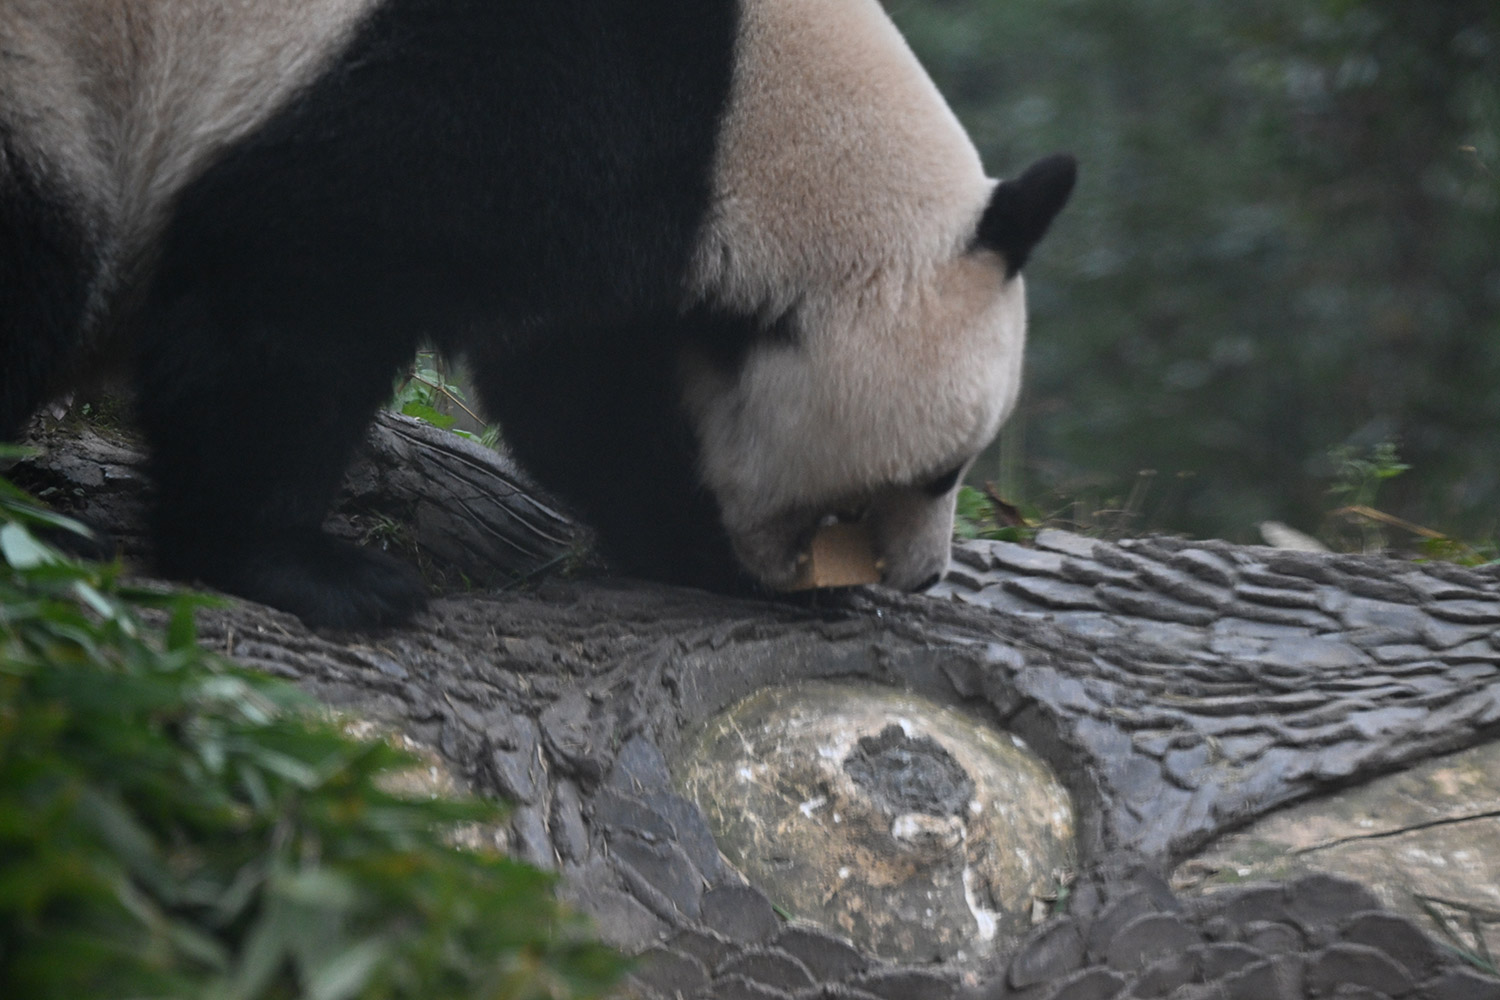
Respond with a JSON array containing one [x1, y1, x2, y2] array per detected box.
[[11, 414, 1500, 999]]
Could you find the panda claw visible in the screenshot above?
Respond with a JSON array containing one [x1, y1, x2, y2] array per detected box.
[[158, 529, 428, 630]]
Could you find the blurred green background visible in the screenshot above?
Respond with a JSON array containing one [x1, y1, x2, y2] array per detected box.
[[889, 0, 1499, 545]]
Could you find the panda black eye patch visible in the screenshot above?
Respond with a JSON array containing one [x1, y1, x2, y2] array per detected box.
[[923, 464, 966, 497]]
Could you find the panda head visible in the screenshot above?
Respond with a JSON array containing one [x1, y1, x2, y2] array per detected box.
[[680, 0, 1075, 594]]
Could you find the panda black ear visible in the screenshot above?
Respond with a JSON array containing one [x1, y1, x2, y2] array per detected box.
[[976, 153, 1077, 278]]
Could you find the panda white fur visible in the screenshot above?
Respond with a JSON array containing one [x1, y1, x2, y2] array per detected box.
[[0, 0, 1075, 627]]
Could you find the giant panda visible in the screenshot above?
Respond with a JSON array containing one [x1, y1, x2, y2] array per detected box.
[[0, 0, 1075, 628]]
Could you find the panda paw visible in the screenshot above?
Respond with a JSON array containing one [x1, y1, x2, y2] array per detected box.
[[162, 529, 428, 630]]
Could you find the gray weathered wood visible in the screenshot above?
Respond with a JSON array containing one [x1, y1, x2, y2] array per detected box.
[[12, 417, 1500, 1000]]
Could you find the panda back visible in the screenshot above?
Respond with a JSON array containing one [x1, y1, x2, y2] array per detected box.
[[0, 0, 376, 261]]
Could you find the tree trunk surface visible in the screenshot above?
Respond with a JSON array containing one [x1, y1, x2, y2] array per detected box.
[[13, 414, 1500, 1000]]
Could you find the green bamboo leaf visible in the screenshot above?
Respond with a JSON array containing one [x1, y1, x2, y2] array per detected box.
[[400, 401, 456, 430], [306, 939, 387, 1000], [229, 902, 292, 1000], [79, 791, 166, 890], [165, 916, 234, 970], [276, 868, 361, 910], [166, 601, 199, 651], [1, 522, 56, 569], [72, 580, 123, 622]]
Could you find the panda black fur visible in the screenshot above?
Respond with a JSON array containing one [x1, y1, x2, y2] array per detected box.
[[0, 0, 1075, 628]]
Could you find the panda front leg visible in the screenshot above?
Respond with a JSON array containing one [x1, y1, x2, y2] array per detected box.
[[132, 291, 427, 629], [0, 148, 104, 442]]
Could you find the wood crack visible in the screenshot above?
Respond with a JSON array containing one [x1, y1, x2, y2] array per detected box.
[[1292, 808, 1500, 856]]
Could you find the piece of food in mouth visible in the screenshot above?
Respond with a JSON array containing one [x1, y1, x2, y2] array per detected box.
[[787, 521, 881, 590]]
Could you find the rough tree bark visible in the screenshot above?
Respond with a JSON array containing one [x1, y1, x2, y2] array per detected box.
[[12, 414, 1500, 1000]]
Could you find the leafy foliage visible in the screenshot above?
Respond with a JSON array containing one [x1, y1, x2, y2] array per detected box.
[[1413, 893, 1500, 977], [0, 462, 623, 1000], [1318, 441, 1497, 561], [952, 485, 1035, 543], [1321, 441, 1413, 551], [1327, 441, 1411, 512], [391, 352, 501, 449]]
